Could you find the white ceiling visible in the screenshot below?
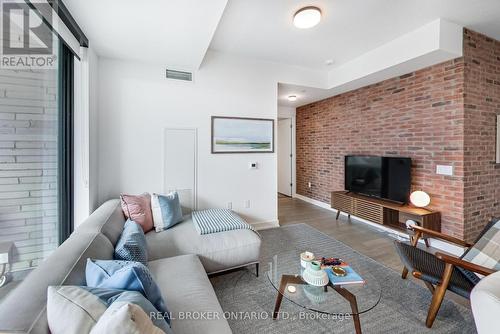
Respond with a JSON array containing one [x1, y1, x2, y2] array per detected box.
[[64, 0, 227, 70], [211, 0, 500, 71], [64, 0, 500, 107]]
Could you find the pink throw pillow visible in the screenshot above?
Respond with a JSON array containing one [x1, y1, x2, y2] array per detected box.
[[120, 193, 154, 233]]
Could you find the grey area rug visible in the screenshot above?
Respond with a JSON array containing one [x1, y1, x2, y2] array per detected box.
[[210, 224, 475, 334]]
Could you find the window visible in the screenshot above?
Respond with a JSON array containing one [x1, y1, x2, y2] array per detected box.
[[0, 1, 81, 288]]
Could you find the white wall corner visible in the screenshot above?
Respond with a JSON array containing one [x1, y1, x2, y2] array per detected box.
[[278, 106, 296, 119], [438, 18, 464, 56], [325, 19, 463, 95]]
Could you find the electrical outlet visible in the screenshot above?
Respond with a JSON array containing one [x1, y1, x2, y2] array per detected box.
[[245, 200, 250, 208], [436, 165, 453, 176], [249, 162, 258, 169], [227, 202, 232, 209], [308, 182, 312, 189]]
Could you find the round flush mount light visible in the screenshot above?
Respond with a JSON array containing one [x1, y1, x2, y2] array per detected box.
[[410, 191, 431, 208], [288, 95, 297, 102], [293, 6, 322, 29]]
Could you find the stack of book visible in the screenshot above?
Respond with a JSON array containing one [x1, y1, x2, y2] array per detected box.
[[320, 258, 365, 286]]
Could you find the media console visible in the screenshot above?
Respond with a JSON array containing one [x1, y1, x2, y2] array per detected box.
[[331, 191, 441, 233]]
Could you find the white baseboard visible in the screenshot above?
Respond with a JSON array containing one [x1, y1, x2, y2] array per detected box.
[[252, 220, 280, 230], [293, 193, 335, 211], [292, 193, 464, 256]]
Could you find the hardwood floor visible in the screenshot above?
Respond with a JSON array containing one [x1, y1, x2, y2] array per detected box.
[[278, 195, 469, 308]]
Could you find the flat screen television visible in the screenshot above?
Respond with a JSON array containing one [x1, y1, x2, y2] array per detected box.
[[345, 155, 411, 204]]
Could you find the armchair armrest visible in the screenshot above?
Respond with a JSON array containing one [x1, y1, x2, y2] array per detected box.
[[409, 225, 473, 248], [435, 252, 495, 276]]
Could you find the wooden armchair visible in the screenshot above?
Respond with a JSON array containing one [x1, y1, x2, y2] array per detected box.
[[394, 221, 498, 328]]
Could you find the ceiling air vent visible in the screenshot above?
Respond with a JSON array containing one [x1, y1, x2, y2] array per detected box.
[[166, 69, 193, 81]]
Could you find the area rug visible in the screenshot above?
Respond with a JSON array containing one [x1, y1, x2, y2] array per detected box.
[[210, 224, 476, 334]]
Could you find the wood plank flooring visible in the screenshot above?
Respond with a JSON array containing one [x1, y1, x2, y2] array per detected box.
[[278, 195, 469, 308]]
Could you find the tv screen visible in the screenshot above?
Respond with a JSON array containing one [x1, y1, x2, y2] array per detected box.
[[345, 155, 411, 203]]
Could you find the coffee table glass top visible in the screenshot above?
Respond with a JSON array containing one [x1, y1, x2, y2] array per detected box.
[[267, 251, 382, 316]]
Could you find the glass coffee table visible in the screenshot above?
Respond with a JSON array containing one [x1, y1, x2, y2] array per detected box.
[[267, 252, 382, 334]]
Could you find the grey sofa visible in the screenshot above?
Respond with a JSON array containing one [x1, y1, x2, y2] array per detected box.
[[0, 199, 262, 334]]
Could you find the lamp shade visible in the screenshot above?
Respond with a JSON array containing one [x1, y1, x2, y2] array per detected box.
[[410, 191, 430, 207]]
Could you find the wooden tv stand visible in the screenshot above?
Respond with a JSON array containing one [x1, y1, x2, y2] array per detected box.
[[331, 191, 441, 233]]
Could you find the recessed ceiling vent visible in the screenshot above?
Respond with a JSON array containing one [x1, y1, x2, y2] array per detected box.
[[166, 69, 192, 81]]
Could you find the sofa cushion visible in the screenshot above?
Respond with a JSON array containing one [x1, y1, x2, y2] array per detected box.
[[47, 286, 107, 334], [121, 193, 154, 233], [0, 232, 114, 333], [83, 288, 172, 333], [460, 218, 500, 282], [148, 254, 232, 334], [146, 216, 261, 273], [85, 259, 169, 322], [114, 219, 148, 265], [90, 303, 166, 334], [74, 199, 126, 246]]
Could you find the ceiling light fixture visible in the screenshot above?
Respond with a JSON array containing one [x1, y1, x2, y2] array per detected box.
[[293, 6, 322, 29], [288, 95, 297, 102]]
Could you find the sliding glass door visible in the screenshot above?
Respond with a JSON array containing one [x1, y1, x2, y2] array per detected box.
[[0, 2, 73, 284]]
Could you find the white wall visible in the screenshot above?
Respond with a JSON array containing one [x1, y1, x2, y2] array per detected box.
[[278, 105, 295, 119], [88, 48, 100, 212], [73, 53, 89, 226], [96, 51, 321, 226], [74, 47, 100, 227]]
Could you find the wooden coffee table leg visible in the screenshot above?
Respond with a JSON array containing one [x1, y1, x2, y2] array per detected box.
[[272, 275, 305, 319], [333, 286, 362, 334], [273, 276, 287, 319]]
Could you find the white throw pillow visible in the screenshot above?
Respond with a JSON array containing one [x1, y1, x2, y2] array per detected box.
[[47, 286, 107, 334], [90, 302, 165, 334]]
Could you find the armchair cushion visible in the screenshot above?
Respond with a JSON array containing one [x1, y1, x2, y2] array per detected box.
[[460, 218, 500, 284], [394, 241, 475, 298]]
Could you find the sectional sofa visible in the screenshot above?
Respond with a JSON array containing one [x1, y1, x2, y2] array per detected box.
[[0, 199, 262, 334]]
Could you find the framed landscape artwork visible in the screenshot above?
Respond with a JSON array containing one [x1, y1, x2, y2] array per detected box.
[[211, 116, 274, 153]]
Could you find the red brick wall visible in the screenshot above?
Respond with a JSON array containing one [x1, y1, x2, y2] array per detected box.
[[296, 29, 500, 241], [463, 29, 500, 239]]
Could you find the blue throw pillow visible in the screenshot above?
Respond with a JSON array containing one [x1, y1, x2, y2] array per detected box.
[[114, 219, 148, 265], [151, 192, 184, 232], [82, 287, 172, 331], [85, 259, 169, 324]]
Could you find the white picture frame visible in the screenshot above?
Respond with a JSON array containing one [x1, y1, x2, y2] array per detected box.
[[211, 116, 274, 154]]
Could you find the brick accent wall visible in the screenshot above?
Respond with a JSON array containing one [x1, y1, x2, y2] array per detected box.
[[296, 29, 500, 241], [462, 29, 500, 239], [0, 69, 58, 273]]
